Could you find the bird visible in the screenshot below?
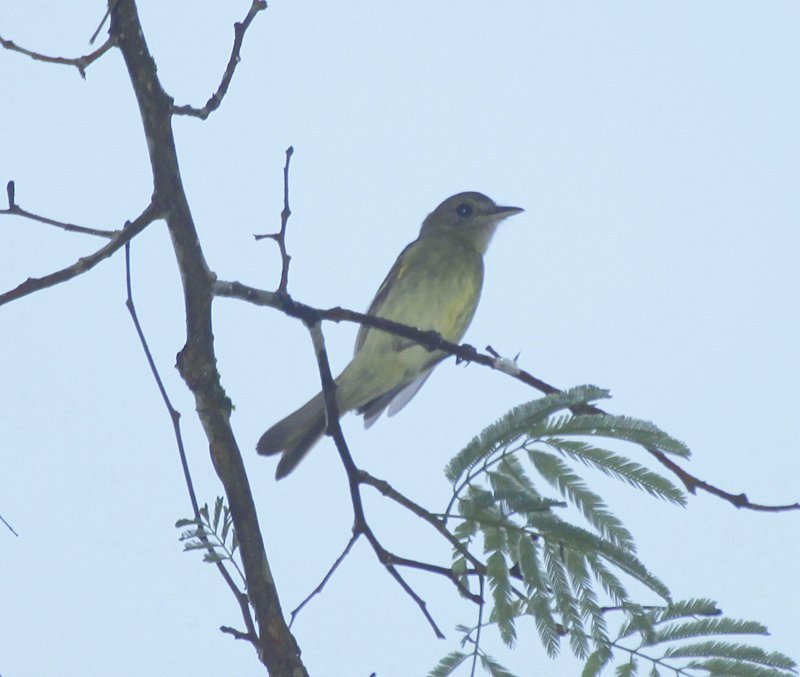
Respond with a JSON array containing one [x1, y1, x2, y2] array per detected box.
[[258, 191, 523, 479]]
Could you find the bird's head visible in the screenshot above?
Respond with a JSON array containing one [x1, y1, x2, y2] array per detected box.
[[420, 191, 523, 254]]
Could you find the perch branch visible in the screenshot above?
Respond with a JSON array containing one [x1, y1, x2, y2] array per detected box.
[[214, 280, 800, 514]]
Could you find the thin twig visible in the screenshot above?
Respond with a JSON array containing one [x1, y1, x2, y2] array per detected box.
[[305, 320, 445, 638], [0, 35, 113, 78], [471, 575, 486, 677], [443, 443, 548, 524], [255, 146, 294, 293], [2, 181, 117, 237], [214, 278, 800, 514], [367, 535, 446, 639], [384, 552, 481, 603], [172, 0, 267, 119], [0, 513, 18, 537], [0, 201, 160, 307], [220, 625, 256, 642], [290, 532, 359, 627], [359, 471, 487, 582], [124, 243, 257, 642], [89, 1, 119, 45], [1, 204, 116, 237]]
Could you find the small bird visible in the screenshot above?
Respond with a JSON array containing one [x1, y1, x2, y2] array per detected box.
[[258, 191, 523, 478]]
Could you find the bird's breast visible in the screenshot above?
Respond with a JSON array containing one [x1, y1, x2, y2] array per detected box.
[[364, 237, 484, 349]]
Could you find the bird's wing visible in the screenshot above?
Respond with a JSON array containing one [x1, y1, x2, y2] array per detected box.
[[386, 369, 433, 417], [354, 240, 417, 355], [358, 368, 434, 428]]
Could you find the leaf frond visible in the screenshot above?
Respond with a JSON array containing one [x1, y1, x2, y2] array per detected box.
[[445, 385, 611, 483], [529, 414, 690, 459], [545, 439, 686, 505], [686, 657, 796, 677], [528, 450, 634, 549], [428, 650, 469, 677], [479, 653, 517, 677], [665, 640, 796, 670], [653, 617, 768, 644]]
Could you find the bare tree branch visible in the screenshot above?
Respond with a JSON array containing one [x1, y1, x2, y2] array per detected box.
[[221, 625, 257, 642], [2, 181, 118, 238], [290, 532, 359, 628], [305, 320, 446, 638], [0, 34, 112, 78], [109, 1, 306, 673], [0, 512, 18, 537], [172, 0, 267, 119], [254, 146, 294, 294], [0, 201, 160, 307], [359, 471, 487, 581], [124, 242, 258, 646]]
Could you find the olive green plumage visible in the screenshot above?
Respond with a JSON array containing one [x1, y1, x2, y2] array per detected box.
[[258, 191, 523, 478]]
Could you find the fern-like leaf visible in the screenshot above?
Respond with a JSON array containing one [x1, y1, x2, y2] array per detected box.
[[656, 598, 722, 623], [483, 526, 516, 647], [445, 386, 612, 482], [529, 590, 561, 658], [530, 514, 671, 601], [686, 658, 796, 677], [564, 548, 609, 649], [479, 653, 517, 677], [529, 414, 690, 458], [544, 540, 588, 658], [586, 553, 629, 605], [653, 617, 768, 644], [665, 641, 796, 670], [582, 646, 613, 677], [176, 499, 243, 583], [615, 658, 638, 676], [545, 439, 685, 505], [428, 650, 469, 677], [528, 450, 634, 549]]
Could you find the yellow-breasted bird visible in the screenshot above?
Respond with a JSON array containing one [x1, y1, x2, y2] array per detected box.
[[258, 191, 523, 478]]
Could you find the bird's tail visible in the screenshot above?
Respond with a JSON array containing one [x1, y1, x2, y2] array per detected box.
[[257, 393, 327, 479]]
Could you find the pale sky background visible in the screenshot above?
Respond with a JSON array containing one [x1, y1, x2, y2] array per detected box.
[[1, 2, 799, 676]]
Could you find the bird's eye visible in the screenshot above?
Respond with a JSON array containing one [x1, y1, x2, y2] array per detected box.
[[456, 203, 473, 218]]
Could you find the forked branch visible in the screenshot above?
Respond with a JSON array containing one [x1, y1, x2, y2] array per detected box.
[[0, 201, 160, 307], [0, 34, 112, 78]]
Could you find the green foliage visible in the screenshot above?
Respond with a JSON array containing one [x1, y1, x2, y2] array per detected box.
[[544, 439, 685, 505], [527, 449, 634, 548], [431, 388, 796, 677], [616, 661, 637, 677], [176, 497, 243, 583], [429, 651, 469, 677], [600, 599, 797, 676], [582, 645, 613, 676], [479, 653, 515, 677]]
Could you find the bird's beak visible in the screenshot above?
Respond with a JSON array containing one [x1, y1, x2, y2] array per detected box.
[[493, 205, 524, 218]]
